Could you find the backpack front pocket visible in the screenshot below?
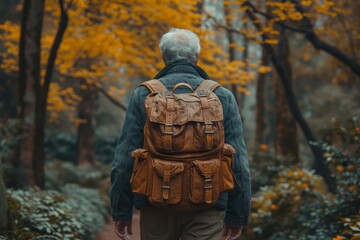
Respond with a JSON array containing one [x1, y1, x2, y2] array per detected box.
[[189, 159, 221, 204], [149, 159, 185, 205], [148, 123, 186, 152]]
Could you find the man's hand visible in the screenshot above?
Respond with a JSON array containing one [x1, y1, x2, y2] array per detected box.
[[223, 224, 242, 240], [115, 220, 132, 240]]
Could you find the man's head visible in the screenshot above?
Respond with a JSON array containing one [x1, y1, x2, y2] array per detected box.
[[159, 28, 201, 65]]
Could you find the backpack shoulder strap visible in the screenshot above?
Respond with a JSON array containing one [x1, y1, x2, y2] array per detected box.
[[139, 79, 168, 93], [195, 80, 221, 92]]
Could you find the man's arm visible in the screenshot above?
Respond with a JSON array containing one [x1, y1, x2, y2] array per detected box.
[[223, 90, 252, 227], [110, 89, 145, 222]]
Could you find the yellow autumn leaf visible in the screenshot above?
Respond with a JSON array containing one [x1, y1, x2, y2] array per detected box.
[[258, 66, 272, 74]]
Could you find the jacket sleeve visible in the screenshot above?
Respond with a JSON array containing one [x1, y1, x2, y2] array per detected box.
[[223, 91, 251, 226], [110, 90, 145, 221]]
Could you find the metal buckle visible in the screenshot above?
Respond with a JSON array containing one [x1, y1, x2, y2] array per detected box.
[[197, 90, 206, 97], [162, 185, 170, 189], [204, 129, 216, 134], [204, 179, 213, 189], [165, 91, 173, 99], [204, 122, 215, 134], [161, 124, 173, 135]]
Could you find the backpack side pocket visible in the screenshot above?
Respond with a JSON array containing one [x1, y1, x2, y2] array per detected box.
[[220, 144, 235, 192], [130, 149, 150, 196]]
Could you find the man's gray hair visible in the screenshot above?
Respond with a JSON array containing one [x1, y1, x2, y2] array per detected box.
[[159, 28, 201, 65]]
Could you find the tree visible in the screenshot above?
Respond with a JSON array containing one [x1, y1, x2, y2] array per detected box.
[[254, 45, 268, 146], [17, 0, 45, 186], [243, 3, 335, 190], [273, 27, 299, 162], [0, 159, 7, 231], [76, 82, 98, 166]]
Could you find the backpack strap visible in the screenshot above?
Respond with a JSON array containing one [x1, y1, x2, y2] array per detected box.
[[140, 79, 168, 93], [195, 80, 221, 151], [163, 91, 175, 152], [141, 79, 174, 152], [195, 80, 221, 93]]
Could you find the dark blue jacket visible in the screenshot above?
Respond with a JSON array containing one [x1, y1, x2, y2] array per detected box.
[[110, 63, 251, 227]]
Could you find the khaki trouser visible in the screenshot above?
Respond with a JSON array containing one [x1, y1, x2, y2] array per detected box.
[[140, 207, 224, 240]]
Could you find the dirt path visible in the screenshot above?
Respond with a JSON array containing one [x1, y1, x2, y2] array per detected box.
[[96, 210, 141, 240]]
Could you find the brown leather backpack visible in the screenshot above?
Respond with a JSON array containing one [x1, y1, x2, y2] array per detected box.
[[130, 79, 235, 211]]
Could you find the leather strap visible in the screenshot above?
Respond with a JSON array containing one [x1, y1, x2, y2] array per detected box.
[[204, 167, 213, 204], [164, 91, 175, 151], [195, 80, 221, 93], [162, 166, 171, 202], [140, 79, 168, 93], [197, 90, 214, 150], [141, 80, 175, 151], [172, 83, 194, 93]]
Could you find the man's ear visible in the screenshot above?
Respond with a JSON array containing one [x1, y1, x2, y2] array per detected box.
[[194, 52, 200, 64]]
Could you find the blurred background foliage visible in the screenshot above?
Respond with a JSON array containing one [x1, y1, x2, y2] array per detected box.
[[0, 0, 359, 239]]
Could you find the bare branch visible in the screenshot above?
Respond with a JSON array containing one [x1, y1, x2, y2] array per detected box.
[[244, 1, 309, 33], [91, 84, 127, 111], [288, 0, 360, 76], [57, 71, 128, 111], [43, 0, 69, 103], [204, 11, 257, 40]]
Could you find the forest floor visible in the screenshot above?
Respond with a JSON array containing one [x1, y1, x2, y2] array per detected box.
[[96, 210, 141, 240]]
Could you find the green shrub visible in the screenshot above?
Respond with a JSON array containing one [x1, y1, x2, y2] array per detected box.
[[246, 118, 359, 240], [0, 186, 106, 240]]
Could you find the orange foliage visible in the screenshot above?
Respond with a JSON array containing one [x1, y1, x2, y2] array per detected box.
[[0, 0, 257, 124], [1, 0, 358, 124]]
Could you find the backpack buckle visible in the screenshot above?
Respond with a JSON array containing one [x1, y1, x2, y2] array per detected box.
[[162, 124, 173, 135], [197, 90, 206, 97], [204, 178, 213, 189], [204, 122, 215, 134], [165, 91, 174, 98]]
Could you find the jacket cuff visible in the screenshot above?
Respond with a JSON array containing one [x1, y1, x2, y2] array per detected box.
[[112, 212, 133, 222], [224, 212, 248, 227]]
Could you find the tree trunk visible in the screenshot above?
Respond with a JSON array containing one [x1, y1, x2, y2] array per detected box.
[[239, 21, 249, 110], [224, 0, 241, 106], [76, 83, 98, 166], [32, 0, 68, 188], [273, 28, 299, 162], [255, 45, 268, 145], [18, 0, 45, 186], [0, 159, 8, 231]]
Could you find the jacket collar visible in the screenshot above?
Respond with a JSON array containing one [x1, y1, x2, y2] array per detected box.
[[154, 59, 210, 79]]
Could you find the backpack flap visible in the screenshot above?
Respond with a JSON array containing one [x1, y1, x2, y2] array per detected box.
[[149, 91, 223, 124], [146, 91, 224, 153]]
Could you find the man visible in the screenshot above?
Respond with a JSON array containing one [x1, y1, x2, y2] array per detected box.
[[110, 28, 251, 240]]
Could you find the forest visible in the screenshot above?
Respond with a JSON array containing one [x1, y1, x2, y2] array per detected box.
[[0, 0, 359, 239]]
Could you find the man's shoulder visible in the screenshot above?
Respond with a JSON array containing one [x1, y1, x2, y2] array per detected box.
[[133, 79, 233, 100], [133, 84, 152, 98], [213, 84, 233, 101]]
